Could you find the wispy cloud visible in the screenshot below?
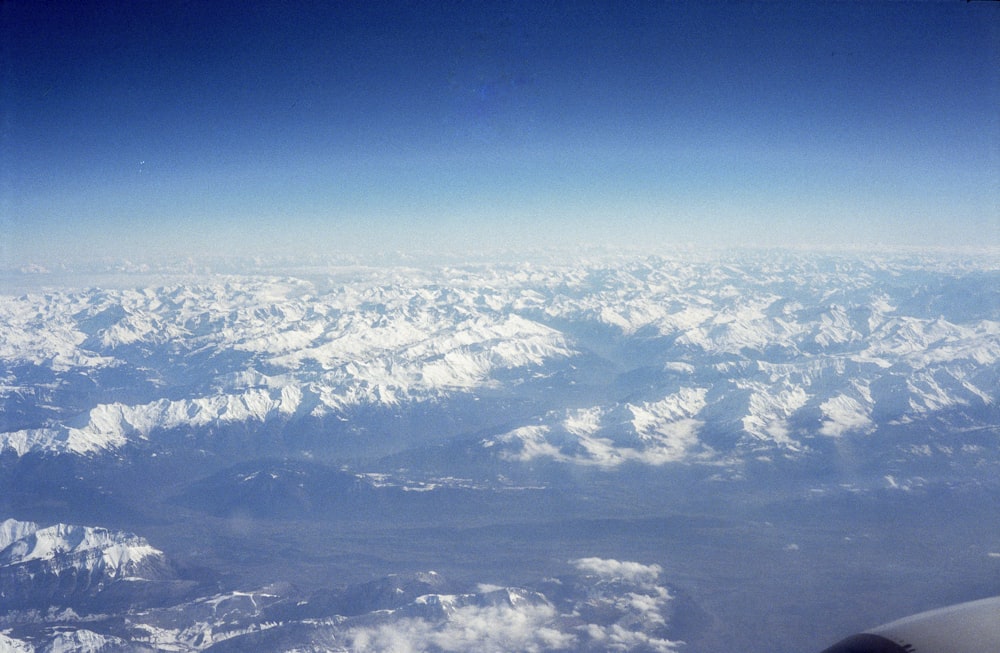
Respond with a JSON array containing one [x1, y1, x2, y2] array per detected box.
[[344, 598, 573, 653], [332, 559, 682, 652]]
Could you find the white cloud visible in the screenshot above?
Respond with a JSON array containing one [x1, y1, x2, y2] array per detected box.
[[571, 557, 663, 587], [344, 602, 575, 653], [333, 559, 683, 653], [568, 557, 683, 652], [598, 623, 681, 653]]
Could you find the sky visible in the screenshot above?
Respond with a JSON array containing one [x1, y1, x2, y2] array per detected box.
[[3, 0, 999, 265]]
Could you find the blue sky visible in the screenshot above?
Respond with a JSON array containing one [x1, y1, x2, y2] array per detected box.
[[3, 1, 998, 265]]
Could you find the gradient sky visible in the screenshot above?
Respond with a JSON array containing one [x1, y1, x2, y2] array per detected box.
[[3, 1, 999, 265]]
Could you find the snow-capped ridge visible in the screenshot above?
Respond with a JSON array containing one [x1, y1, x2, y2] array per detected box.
[[0, 522, 163, 578], [2, 255, 998, 465]]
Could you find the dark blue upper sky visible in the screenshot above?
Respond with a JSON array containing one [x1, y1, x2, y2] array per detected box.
[[3, 1, 998, 264]]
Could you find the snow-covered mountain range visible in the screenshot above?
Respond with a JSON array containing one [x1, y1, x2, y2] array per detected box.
[[0, 521, 677, 653], [2, 253, 997, 468], [1, 251, 998, 652], [0, 518, 186, 612]]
